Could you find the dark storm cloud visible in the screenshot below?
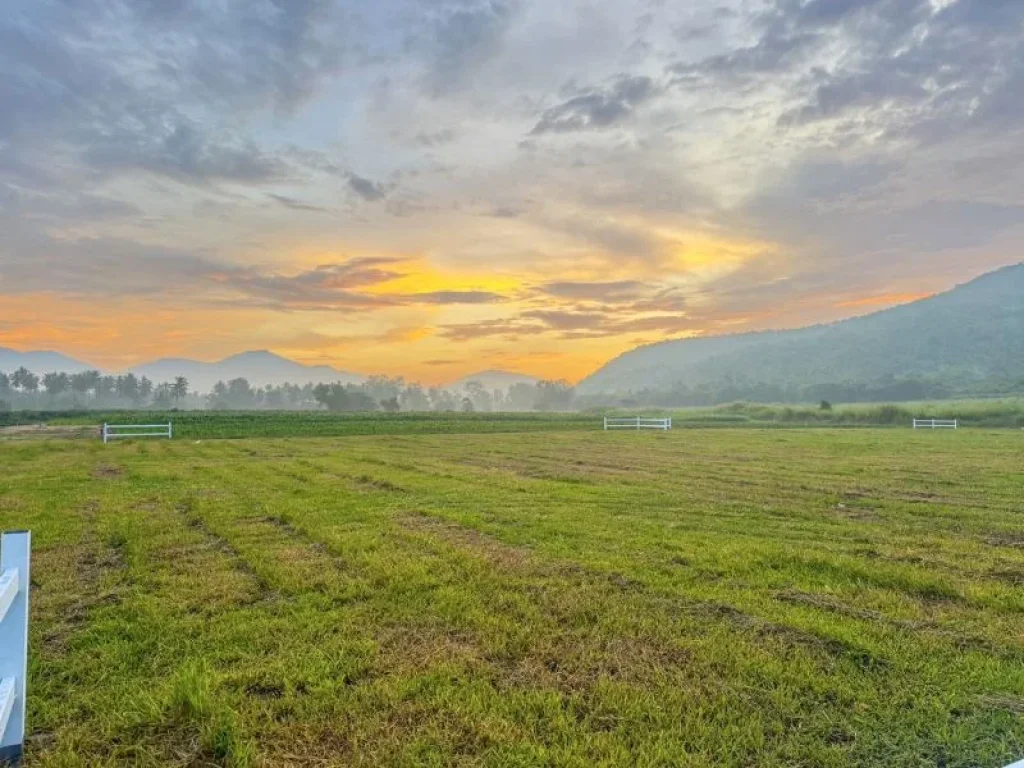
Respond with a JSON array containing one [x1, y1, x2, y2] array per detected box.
[[531, 76, 658, 135]]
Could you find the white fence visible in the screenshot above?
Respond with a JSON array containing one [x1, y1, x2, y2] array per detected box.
[[0, 531, 30, 765], [102, 422, 173, 444], [912, 419, 958, 430], [603, 416, 673, 431]]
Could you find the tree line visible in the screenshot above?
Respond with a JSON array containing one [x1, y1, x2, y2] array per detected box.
[[0, 368, 576, 413], [573, 372, 1023, 409]]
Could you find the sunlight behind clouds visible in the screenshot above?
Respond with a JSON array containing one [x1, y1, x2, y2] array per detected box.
[[1, 0, 1022, 381]]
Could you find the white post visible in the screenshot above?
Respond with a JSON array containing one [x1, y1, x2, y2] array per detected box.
[[635, 416, 640, 431], [168, 421, 173, 440], [603, 417, 607, 431], [102, 423, 108, 444], [0, 531, 30, 765]]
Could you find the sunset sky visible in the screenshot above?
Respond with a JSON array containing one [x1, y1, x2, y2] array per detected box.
[[1, 0, 1022, 383]]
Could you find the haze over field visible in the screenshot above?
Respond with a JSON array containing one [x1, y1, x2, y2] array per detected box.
[[1, 0, 1023, 384]]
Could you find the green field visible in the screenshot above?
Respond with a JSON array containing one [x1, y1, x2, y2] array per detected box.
[[2, 396, 1022, 439], [2, 427, 1023, 766], [2, 411, 596, 439]]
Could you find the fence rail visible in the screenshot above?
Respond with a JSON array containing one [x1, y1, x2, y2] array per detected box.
[[0, 531, 30, 764], [603, 416, 673, 431], [102, 422, 173, 444], [912, 419, 958, 429]]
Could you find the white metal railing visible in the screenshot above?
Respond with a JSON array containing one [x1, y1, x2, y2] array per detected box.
[[912, 419, 958, 429], [603, 416, 673, 431], [102, 422, 173, 444], [0, 531, 30, 765]]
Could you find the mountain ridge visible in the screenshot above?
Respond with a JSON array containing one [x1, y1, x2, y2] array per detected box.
[[577, 263, 1024, 396]]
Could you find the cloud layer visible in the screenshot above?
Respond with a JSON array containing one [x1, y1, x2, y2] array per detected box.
[[1, 0, 1022, 381]]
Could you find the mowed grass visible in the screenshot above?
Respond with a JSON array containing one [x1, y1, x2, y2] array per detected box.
[[1, 429, 1023, 766]]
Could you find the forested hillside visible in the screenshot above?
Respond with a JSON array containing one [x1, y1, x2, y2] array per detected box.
[[578, 264, 1024, 403]]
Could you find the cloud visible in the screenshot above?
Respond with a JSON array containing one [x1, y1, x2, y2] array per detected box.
[[4, 0, 1024, 374], [531, 75, 659, 134], [86, 123, 288, 186], [410, 291, 506, 304], [438, 310, 702, 341], [347, 173, 387, 201], [414, 129, 458, 147], [421, 0, 519, 96], [268, 193, 330, 212], [439, 319, 543, 342], [0, 0, 348, 192], [538, 280, 647, 302]]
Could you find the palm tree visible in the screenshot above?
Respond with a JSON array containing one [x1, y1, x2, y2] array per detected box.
[[171, 376, 189, 403]]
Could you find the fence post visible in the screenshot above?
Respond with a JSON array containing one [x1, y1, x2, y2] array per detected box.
[[102, 423, 108, 444], [0, 531, 30, 765], [635, 416, 640, 431], [168, 421, 173, 440]]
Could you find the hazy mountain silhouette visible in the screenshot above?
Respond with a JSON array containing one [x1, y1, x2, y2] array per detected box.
[[0, 348, 93, 374], [578, 263, 1024, 396], [129, 351, 362, 391]]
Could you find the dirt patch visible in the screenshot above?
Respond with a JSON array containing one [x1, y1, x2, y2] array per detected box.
[[773, 589, 1001, 656], [91, 465, 124, 479], [244, 682, 285, 699], [979, 694, 1024, 714], [38, 541, 128, 653], [374, 624, 482, 675], [831, 502, 877, 520], [354, 474, 405, 492], [398, 512, 531, 571], [985, 532, 1024, 549], [775, 589, 886, 623], [230, 515, 353, 597], [0, 424, 98, 440], [987, 567, 1024, 586], [170, 502, 273, 604]]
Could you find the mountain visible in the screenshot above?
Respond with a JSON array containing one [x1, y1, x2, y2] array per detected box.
[[0, 347, 94, 374], [447, 370, 539, 392], [578, 263, 1024, 397], [129, 351, 362, 392]]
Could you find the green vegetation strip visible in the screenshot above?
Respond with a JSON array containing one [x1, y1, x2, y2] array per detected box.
[[2, 429, 1023, 766]]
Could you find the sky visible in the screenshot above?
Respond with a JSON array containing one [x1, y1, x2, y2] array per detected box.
[[1, 0, 1022, 384]]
